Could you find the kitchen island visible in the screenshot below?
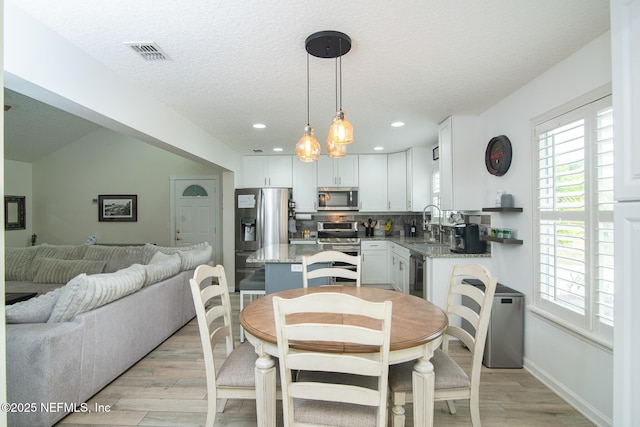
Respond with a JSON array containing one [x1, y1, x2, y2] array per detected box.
[[247, 239, 491, 305], [246, 243, 346, 293]]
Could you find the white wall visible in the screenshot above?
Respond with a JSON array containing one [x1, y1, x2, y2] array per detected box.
[[3, 160, 32, 246], [479, 32, 613, 425], [31, 128, 220, 246], [4, 0, 241, 176]]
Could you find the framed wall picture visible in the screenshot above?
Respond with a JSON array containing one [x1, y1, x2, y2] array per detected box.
[[5, 195, 26, 230], [98, 195, 138, 222]]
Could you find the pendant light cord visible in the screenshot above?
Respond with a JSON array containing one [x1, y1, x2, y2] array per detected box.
[[306, 53, 311, 126], [334, 57, 338, 112], [339, 37, 343, 110]]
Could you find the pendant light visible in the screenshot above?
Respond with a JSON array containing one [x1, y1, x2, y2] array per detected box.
[[295, 53, 321, 162], [326, 57, 346, 158], [304, 31, 353, 156], [327, 41, 353, 147], [327, 138, 347, 158]]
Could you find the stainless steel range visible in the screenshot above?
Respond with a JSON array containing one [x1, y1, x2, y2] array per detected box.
[[316, 221, 360, 284], [316, 221, 360, 252]]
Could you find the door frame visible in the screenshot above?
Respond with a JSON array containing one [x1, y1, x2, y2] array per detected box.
[[169, 175, 221, 265]]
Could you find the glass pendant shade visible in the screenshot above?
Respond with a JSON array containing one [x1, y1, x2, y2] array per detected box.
[[326, 138, 347, 158], [296, 125, 321, 162], [327, 109, 354, 145]]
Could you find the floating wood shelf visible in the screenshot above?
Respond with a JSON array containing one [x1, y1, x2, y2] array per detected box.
[[485, 236, 523, 245], [482, 207, 523, 212]]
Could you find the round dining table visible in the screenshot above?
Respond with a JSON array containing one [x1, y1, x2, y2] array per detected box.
[[240, 285, 448, 427]]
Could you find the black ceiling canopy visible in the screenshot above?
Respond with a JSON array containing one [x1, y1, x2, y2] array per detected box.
[[305, 31, 351, 58]]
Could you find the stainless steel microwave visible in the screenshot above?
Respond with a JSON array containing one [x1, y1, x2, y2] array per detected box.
[[317, 187, 359, 211]]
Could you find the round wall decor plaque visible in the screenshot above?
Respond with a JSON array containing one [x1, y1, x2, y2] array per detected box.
[[485, 135, 512, 176]]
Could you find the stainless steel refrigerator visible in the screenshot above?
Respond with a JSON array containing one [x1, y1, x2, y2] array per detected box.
[[235, 188, 289, 290]]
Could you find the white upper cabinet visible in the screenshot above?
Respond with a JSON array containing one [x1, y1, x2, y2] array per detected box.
[[242, 156, 293, 188], [438, 116, 483, 210], [387, 151, 408, 211], [612, 0, 640, 201], [359, 155, 388, 211], [407, 147, 431, 212], [292, 160, 317, 212], [317, 155, 359, 187]]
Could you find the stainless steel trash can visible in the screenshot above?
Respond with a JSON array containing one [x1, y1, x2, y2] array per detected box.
[[461, 279, 524, 368]]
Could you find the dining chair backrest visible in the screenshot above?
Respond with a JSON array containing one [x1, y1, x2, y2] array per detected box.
[[388, 263, 498, 427], [190, 264, 261, 427], [273, 292, 392, 427], [301, 250, 361, 287], [441, 264, 497, 366]]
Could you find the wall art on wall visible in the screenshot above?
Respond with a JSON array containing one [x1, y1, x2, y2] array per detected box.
[[5, 195, 26, 230], [98, 195, 138, 222]]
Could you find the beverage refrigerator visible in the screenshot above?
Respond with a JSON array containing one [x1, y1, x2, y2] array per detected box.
[[234, 188, 290, 290]]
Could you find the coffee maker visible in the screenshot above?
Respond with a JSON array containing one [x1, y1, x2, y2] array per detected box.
[[451, 223, 486, 254]]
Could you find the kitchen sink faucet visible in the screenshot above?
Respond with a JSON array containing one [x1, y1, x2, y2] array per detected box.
[[422, 204, 442, 243]]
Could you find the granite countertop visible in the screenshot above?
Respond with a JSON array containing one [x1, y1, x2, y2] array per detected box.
[[247, 243, 346, 263], [247, 237, 490, 263], [363, 236, 491, 259]]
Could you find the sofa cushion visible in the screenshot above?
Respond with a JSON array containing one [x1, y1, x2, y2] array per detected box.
[[5, 246, 40, 281], [47, 264, 146, 323], [27, 244, 88, 280], [143, 252, 181, 287], [83, 245, 155, 273], [153, 242, 209, 256], [177, 244, 213, 270], [32, 258, 106, 284], [5, 287, 65, 323]]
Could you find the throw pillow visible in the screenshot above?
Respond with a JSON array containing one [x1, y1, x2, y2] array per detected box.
[[143, 252, 181, 286], [5, 246, 40, 281], [5, 287, 64, 323], [47, 264, 146, 323], [27, 244, 88, 280], [155, 242, 209, 256], [83, 245, 146, 273], [32, 258, 106, 284], [177, 244, 213, 270]]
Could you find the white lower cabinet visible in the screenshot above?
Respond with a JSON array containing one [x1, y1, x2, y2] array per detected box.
[[388, 242, 410, 293], [361, 240, 388, 284]]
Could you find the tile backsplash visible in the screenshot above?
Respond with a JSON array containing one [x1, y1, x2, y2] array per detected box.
[[291, 212, 491, 242]]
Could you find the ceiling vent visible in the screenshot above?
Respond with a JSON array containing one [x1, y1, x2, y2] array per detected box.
[[125, 42, 171, 61], [253, 149, 264, 153]]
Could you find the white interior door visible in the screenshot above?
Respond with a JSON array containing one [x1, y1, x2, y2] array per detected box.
[[171, 177, 218, 254]]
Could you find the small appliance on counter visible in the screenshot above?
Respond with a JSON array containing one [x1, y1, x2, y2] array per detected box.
[[451, 223, 486, 254]]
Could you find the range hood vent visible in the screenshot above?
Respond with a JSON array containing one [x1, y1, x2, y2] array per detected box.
[[125, 42, 171, 61]]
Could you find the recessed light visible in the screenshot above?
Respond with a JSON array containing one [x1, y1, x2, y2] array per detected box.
[[391, 121, 405, 127], [273, 147, 283, 152], [374, 146, 384, 151], [253, 123, 266, 129]]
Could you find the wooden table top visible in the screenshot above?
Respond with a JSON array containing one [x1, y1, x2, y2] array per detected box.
[[240, 286, 448, 353]]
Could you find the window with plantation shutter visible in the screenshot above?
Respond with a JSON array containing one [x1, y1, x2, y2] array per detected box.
[[534, 94, 613, 344]]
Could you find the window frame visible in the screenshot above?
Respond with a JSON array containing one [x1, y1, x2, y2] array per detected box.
[[531, 85, 613, 347]]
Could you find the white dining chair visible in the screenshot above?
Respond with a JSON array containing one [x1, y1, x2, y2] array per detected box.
[[239, 268, 266, 342], [273, 292, 392, 427], [190, 264, 277, 427], [388, 263, 498, 427], [301, 250, 361, 287]]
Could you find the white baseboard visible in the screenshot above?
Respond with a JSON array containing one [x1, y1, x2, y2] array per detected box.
[[523, 357, 612, 427]]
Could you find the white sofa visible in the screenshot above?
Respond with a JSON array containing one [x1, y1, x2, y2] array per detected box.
[[4, 243, 212, 426]]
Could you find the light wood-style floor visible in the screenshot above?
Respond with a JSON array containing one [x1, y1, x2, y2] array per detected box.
[[56, 292, 594, 427]]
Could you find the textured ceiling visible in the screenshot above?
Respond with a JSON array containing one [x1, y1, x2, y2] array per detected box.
[[5, 0, 610, 162]]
